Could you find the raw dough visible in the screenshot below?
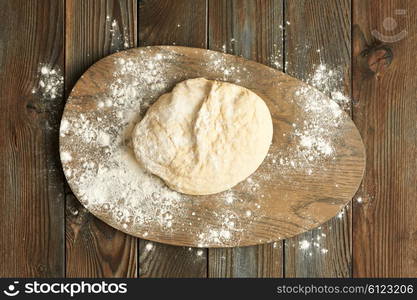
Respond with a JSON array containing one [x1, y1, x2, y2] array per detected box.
[[132, 78, 273, 195]]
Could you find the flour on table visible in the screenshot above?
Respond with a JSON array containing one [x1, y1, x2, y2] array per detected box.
[[296, 232, 329, 256], [107, 17, 130, 50], [145, 242, 153, 251], [33, 64, 64, 101], [269, 43, 283, 69]]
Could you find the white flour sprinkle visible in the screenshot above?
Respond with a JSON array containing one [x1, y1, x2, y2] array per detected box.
[[145, 242, 153, 251], [34, 64, 64, 100], [307, 63, 351, 112], [60, 119, 70, 137], [196, 222, 237, 247], [205, 51, 249, 83], [263, 62, 350, 176], [97, 132, 111, 147], [269, 44, 282, 69], [61, 151, 72, 163], [297, 232, 329, 255], [107, 17, 130, 50], [299, 240, 311, 250]]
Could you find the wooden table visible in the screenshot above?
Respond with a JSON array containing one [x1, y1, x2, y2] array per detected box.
[[0, 0, 416, 278]]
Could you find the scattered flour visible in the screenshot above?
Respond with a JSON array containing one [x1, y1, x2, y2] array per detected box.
[[107, 17, 130, 50], [297, 230, 329, 255], [262, 62, 351, 177], [307, 63, 351, 112], [223, 192, 235, 204], [269, 43, 283, 69], [33, 64, 64, 100], [60, 119, 70, 137], [145, 242, 153, 251], [299, 240, 311, 250], [61, 151, 72, 163], [97, 132, 111, 147]]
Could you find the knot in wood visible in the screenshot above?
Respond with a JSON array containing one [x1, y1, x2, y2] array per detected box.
[[366, 46, 393, 73]]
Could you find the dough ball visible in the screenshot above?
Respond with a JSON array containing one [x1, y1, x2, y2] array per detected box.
[[132, 78, 273, 195]]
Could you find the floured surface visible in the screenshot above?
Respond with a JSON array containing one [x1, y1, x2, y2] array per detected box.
[[60, 46, 365, 247]]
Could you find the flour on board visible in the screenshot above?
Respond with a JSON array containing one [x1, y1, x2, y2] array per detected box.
[[60, 47, 351, 248], [261, 63, 350, 178]]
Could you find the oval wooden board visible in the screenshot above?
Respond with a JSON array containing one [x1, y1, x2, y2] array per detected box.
[[60, 46, 365, 247]]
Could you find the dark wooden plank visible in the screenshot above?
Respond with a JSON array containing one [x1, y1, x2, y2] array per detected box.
[[65, 0, 137, 91], [138, 0, 207, 48], [284, 0, 352, 277], [139, 242, 207, 277], [0, 0, 65, 277], [352, 0, 417, 277], [138, 0, 208, 278], [65, 0, 138, 277], [208, 0, 284, 278]]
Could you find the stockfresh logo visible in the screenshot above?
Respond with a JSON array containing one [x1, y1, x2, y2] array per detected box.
[[371, 9, 407, 43], [3, 281, 127, 297], [3, 281, 20, 297]]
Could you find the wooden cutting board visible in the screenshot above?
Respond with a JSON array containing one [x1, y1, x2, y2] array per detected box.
[[60, 46, 365, 247]]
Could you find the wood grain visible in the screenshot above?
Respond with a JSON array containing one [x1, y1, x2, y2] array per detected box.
[[207, 0, 284, 277], [139, 0, 207, 48], [0, 0, 65, 277], [284, 0, 353, 278], [138, 0, 208, 278], [139, 242, 207, 278], [65, 0, 137, 277], [352, 0, 417, 277]]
